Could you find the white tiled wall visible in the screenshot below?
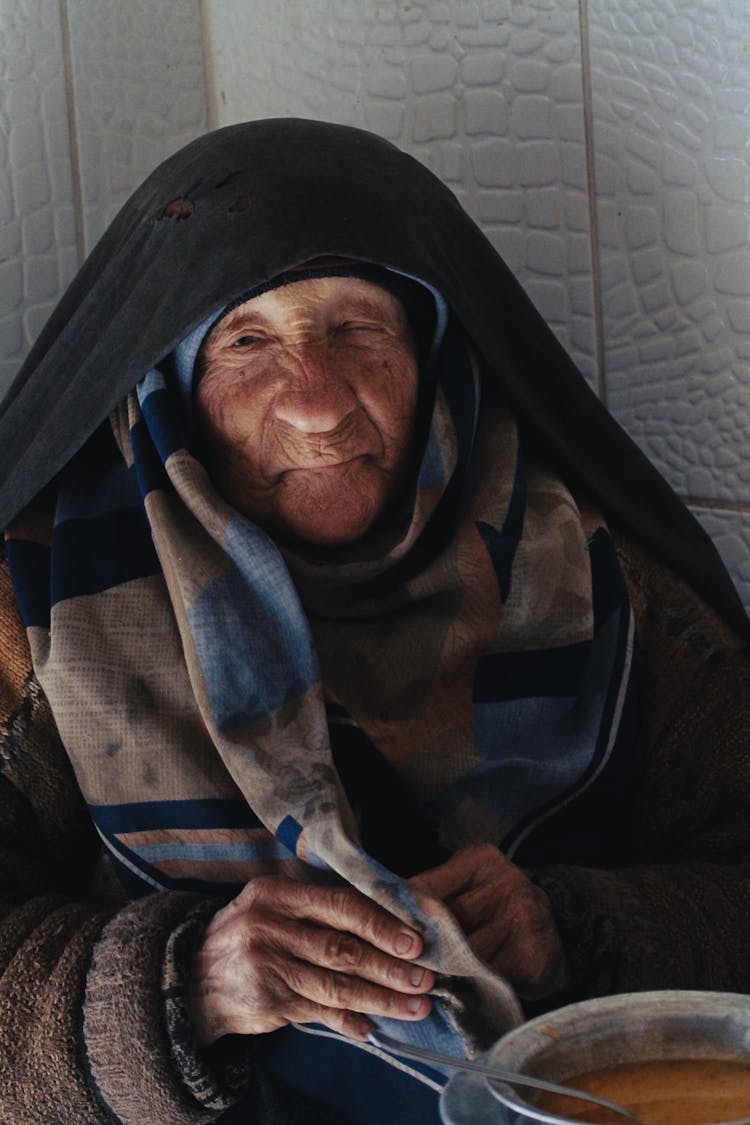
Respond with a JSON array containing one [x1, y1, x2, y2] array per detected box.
[[65, 0, 207, 250], [588, 3, 750, 496], [0, 0, 77, 393], [585, 1, 750, 605], [0, 0, 207, 391], [3, 0, 750, 607]]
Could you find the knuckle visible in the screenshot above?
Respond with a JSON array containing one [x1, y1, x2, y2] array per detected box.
[[244, 915, 285, 956], [323, 930, 364, 969], [515, 887, 550, 935], [385, 959, 406, 986], [323, 887, 392, 950], [462, 843, 499, 865], [321, 1006, 360, 1037], [387, 956, 422, 989], [364, 913, 391, 948], [319, 970, 352, 1008], [473, 893, 498, 930], [522, 950, 558, 993], [326, 885, 358, 922], [513, 889, 538, 924], [239, 964, 288, 1019], [510, 865, 531, 893], [239, 875, 273, 908], [531, 884, 554, 917], [280, 959, 307, 996], [339, 1011, 372, 1039]]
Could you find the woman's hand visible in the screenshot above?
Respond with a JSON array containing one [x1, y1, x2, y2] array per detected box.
[[408, 844, 569, 1000], [189, 876, 434, 1045]]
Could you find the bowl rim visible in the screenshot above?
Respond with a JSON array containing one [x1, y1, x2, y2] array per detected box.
[[486, 989, 750, 1115]]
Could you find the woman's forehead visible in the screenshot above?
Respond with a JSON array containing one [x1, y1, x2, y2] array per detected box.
[[213, 276, 407, 330]]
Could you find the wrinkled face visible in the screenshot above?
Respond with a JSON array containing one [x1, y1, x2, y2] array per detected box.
[[194, 276, 420, 547]]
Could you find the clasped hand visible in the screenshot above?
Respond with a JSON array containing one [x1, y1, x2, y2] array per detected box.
[[189, 845, 568, 1045], [189, 876, 433, 1045]]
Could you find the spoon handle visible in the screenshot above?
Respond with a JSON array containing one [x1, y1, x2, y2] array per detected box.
[[368, 1031, 632, 1119]]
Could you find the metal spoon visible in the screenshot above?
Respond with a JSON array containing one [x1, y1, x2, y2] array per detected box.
[[368, 1031, 634, 1122]]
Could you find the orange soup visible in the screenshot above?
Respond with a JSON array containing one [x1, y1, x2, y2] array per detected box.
[[532, 1058, 750, 1125]]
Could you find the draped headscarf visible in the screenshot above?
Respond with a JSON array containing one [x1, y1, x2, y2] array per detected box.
[[6, 257, 636, 1064], [0, 120, 745, 642]]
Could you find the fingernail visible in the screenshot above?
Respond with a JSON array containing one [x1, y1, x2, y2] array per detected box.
[[395, 932, 415, 955], [409, 967, 425, 987], [406, 996, 424, 1014]]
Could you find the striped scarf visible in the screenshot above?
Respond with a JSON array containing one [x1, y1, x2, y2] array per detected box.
[[6, 302, 635, 1061]]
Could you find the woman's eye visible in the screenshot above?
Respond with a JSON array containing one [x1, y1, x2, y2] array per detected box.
[[231, 334, 263, 348], [335, 322, 382, 336]]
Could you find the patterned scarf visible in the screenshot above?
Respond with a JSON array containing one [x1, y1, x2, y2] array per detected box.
[[6, 288, 635, 1059]]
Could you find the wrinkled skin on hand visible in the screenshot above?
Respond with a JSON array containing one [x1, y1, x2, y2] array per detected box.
[[190, 845, 567, 1046], [408, 844, 570, 1001], [189, 875, 434, 1045]]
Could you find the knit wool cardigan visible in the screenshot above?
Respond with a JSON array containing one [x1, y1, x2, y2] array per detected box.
[[1, 530, 750, 1124]]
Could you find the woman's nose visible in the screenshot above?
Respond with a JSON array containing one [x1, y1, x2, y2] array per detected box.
[[274, 352, 357, 434]]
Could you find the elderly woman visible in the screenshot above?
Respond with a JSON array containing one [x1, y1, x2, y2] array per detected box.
[[1, 119, 750, 1124]]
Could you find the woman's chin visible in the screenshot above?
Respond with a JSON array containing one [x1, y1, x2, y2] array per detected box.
[[283, 505, 380, 548], [276, 481, 388, 548]]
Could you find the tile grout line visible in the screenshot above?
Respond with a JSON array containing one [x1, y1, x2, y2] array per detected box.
[[577, 0, 607, 406], [58, 0, 86, 264], [572, 8, 749, 534], [199, 0, 219, 132]]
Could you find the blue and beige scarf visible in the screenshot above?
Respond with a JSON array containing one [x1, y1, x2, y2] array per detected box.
[[6, 283, 635, 1105]]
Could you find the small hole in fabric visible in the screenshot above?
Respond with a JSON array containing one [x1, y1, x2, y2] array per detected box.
[[229, 193, 254, 213], [215, 171, 246, 189], [162, 197, 194, 220]]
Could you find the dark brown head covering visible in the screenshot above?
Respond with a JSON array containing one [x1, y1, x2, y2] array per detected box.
[[0, 118, 746, 634]]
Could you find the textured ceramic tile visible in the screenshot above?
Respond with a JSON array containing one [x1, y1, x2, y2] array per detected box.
[[590, 0, 750, 503], [691, 506, 750, 613], [65, 0, 208, 250], [0, 0, 79, 397], [203, 0, 599, 386]]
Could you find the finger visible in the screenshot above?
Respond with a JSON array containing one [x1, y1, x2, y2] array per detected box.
[[285, 999, 375, 1039], [408, 859, 473, 900], [454, 878, 552, 955], [469, 923, 566, 996], [241, 877, 426, 960], [277, 917, 435, 995], [302, 1004, 376, 1042], [447, 854, 542, 935], [467, 909, 564, 995], [464, 917, 514, 965], [277, 956, 433, 1023], [443, 876, 515, 933], [273, 987, 379, 1041], [408, 844, 502, 900], [445, 882, 503, 936], [221, 974, 378, 1042]]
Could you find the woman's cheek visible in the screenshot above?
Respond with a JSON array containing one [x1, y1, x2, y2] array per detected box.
[[356, 351, 418, 416], [198, 376, 263, 444]]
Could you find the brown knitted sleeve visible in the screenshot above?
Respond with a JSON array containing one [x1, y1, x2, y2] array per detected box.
[[0, 548, 252, 1123], [533, 533, 750, 1001]]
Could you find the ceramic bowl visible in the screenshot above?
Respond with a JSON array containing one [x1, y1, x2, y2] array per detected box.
[[440, 990, 750, 1125]]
